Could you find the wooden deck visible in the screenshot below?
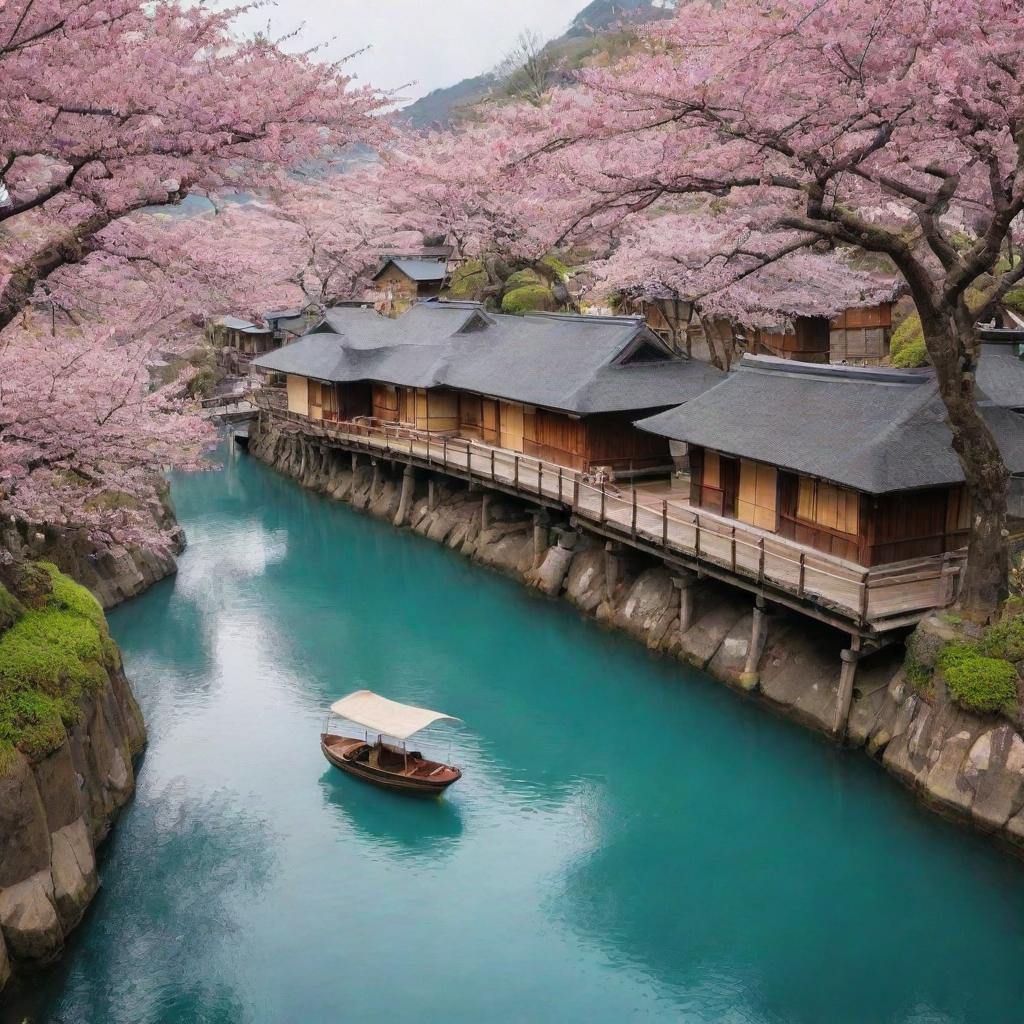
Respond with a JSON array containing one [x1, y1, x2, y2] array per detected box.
[[262, 404, 965, 634]]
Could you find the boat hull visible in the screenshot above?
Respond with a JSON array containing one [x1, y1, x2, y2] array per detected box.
[[321, 735, 461, 795]]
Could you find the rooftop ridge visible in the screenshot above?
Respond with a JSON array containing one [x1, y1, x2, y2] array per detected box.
[[738, 353, 930, 386]]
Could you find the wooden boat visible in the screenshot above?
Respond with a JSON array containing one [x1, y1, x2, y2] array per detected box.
[[321, 689, 462, 795]]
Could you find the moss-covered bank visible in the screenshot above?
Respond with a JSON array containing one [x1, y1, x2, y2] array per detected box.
[[0, 562, 146, 993]]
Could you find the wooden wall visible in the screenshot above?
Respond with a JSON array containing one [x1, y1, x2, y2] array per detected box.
[[830, 303, 893, 364], [689, 445, 969, 566], [286, 375, 308, 416], [755, 317, 831, 363]]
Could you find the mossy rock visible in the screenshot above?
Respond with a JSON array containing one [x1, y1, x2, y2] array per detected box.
[[0, 563, 115, 767], [501, 284, 556, 314], [936, 642, 1018, 716], [504, 268, 543, 290], [0, 585, 24, 633], [0, 561, 53, 609], [889, 313, 928, 368], [446, 260, 488, 300]]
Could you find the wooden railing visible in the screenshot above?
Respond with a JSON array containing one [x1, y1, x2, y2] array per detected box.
[[262, 403, 965, 629]]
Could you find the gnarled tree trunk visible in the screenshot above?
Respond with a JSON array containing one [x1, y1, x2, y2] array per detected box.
[[923, 316, 1009, 621]]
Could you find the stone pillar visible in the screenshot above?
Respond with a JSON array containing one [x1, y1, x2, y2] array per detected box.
[[671, 570, 700, 640], [739, 596, 769, 691], [351, 452, 359, 473], [394, 465, 416, 527], [480, 493, 492, 533], [428, 478, 438, 512], [370, 461, 381, 499], [832, 636, 863, 739], [604, 541, 627, 602], [532, 511, 552, 568]]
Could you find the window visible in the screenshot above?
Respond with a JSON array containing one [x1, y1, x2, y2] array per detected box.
[[797, 477, 859, 535], [737, 460, 778, 531]]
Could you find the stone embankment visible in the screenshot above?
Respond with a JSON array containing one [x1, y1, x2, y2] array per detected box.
[[253, 419, 1024, 857], [0, 563, 146, 993]]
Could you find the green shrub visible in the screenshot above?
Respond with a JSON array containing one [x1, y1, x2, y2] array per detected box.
[[937, 642, 1018, 715], [500, 284, 556, 314], [890, 313, 928, 368], [978, 615, 1024, 663]]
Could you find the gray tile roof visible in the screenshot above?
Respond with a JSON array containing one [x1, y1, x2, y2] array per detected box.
[[637, 355, 1024, 493], [216, 315, 268, 332], [372, 257, 449, 283], [977, 344, 1024, 410], [253, 302, 723, 415]]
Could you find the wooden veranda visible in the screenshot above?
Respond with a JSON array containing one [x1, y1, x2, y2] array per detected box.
[[260, 402, 965, 636]]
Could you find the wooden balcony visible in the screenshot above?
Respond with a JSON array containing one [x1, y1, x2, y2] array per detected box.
[[262, 405, 965, 634]]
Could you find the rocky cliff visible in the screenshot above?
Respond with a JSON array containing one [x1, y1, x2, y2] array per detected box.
[[253, 420, 1024, 857], [0, 562, 146, 992], [0, 483, 183, 609]]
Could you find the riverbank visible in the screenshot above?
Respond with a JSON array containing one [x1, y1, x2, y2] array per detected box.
[[252, 418, 1024, 857], [0, 563, 146, 991]]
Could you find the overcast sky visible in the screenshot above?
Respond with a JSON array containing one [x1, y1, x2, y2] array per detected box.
[[234, 1, 586, 102]]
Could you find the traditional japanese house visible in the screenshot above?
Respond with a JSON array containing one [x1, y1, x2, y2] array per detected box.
[[253, 301, 723, 476], [206, 315, 274, 355], [371, 258, 449, 311], [637, 355, 1024, 568], [263, 302, 323, 345]]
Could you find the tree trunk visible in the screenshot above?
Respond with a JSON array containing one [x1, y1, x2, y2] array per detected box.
[[925, 319, 1009, 621]]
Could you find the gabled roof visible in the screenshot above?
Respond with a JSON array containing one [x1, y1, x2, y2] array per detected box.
[[253, 301, 723, 416], [372, 257, 449, 283], [637, 354, 1024, 493], [263, 306, 303, 321]]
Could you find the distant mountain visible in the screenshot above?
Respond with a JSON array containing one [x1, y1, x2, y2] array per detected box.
[[402, 1, 676, 129]]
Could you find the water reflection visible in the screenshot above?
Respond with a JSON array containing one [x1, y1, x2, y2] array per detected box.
[[6, 786, 274, 1024], [318, 768, 465, 860]]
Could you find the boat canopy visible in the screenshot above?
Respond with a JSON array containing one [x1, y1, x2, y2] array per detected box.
[[329, 690, 460, 741]]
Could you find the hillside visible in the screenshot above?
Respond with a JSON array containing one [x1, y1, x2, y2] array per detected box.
[[402, 1, 676, 128]]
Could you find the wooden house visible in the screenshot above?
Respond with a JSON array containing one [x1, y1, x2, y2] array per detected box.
[[636, 355, 1024, 568], [206, 315, 274, 356], [371, 258, 449, 312], [253, 301, 723, 476]]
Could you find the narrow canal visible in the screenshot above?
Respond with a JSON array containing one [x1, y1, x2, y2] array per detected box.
[[9, 444, 1024, 1024]]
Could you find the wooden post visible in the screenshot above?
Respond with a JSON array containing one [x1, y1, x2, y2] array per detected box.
[[631, 488, 637, 539], [740, 596, 769, 691], [443, 437, 448, 467], [514, 455, 520, 491], [860, 570, 870, 626], [758, 537, 765, 584], [490, 448, 496, 483], [537, 460, 542, 495], [695, 517, 701, 558], [558, 467, 563, 504], [730, 525, 736, 572], [662, 500, 668, 548], [798, 552, 806, 596], [833, 635, 863, 738], [573, 476, 580, 509], [600, 482, 606, 523]]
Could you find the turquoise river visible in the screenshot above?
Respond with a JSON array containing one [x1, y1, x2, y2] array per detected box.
[[7, 443, 1024, 1024]]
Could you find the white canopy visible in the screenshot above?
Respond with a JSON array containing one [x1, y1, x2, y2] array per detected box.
[[329, 690, 460, 741]]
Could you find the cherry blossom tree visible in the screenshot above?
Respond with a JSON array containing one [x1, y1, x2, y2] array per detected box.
[[487, 0, 1024, 618], [0, 0, 389, 331], [0, 0, 389, 546]]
